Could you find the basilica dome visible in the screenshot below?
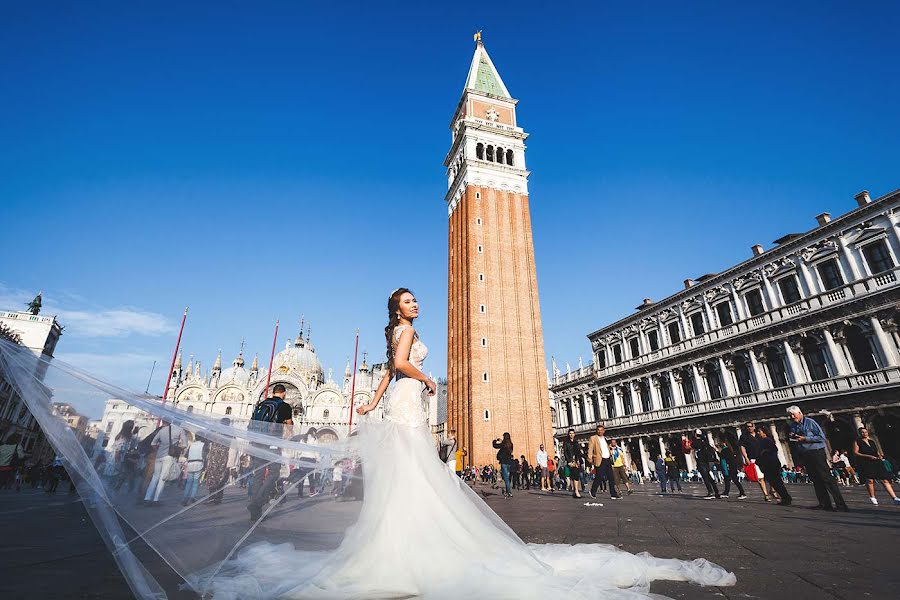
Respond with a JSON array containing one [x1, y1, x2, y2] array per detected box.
[[219, 365, 251, 387], [274, 336, 324, 379]]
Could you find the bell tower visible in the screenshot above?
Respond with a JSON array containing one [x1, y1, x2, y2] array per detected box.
[[445, 36, 553, 467]]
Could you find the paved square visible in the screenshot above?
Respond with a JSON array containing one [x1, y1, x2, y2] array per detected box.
[[1, 480, 897, 599]]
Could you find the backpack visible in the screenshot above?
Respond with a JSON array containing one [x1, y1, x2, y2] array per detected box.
[[250, 398, 285, 432], [438, 438, 456, 463], [137, 425, 165, 456]]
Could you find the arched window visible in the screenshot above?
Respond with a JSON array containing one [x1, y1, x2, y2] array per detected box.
[[225, 406, 232, 415], [801, 337, 830, 381], [844, 324, 878, 372], [486, 145, 494, 162], [638, 381, 652, 412], [733, 354, 754, 394], [476, 143, 484, 160], [186, 405, 194, 413], [496, 147, 504, 164], [604, 392, 616, 418], [323, 409, 330, 419], [622, 386, 634, 416], [704, 364, 723, 400], [680, 370, 697, 404], [658, 377, 673, 408], [506, 149, 514, 166]]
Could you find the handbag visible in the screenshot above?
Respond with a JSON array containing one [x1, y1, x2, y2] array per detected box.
[[743, 462, 762, 482], [161, 457, 181, 482], [166, 425, 182, 459]]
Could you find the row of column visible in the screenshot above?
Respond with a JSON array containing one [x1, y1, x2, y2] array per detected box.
[[559, 316, 900, 429]]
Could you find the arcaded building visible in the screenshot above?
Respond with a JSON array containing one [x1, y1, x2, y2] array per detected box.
[[551, 188, 900, 476]]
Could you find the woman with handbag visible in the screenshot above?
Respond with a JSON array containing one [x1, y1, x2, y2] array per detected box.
[[562, 428, 585, 499], [853, 426, 900, 506], [142, 422, 189, 506]]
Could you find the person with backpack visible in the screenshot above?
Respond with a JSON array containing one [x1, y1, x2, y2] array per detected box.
[[247, 384, 294, 521], [439, 429, 458, 474]]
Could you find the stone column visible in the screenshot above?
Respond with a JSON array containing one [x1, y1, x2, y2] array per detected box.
[[658, 435, 667, 456], [822, 327, 850, 375], [761, 274, 779, 309], [748, 348, 768, 390], [613, 387, 625, 419], [838, 238, 863, 281], [782, 340, 806, 384], [730, 288, 746, 321], [707, 431, 717, 449], [852, 413, 864, 430], [797, 262, 817, 296], [769, 423, 793, 468], [692, 364, 709, 402], [719, 357, 737, 396], [638, 437, 652, 478], [870, 316, 899, 367], [648, 378, 662, 411], [669, 371, 684, 406]]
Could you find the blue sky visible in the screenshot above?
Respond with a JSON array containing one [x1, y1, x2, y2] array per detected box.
[[2, 2, 899, 395]]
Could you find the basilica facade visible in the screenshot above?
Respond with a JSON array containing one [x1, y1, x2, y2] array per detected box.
[[100, 327, 389, 446], [551, 188, 900, 476]]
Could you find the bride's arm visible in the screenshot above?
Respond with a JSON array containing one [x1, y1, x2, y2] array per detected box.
[[393, 327, 436, 395], [357, 369, 391, 416]]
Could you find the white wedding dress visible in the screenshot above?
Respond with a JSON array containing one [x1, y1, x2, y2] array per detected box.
[[200, 326, 735, 599]]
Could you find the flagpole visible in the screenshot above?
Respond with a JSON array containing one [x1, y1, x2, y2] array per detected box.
[[158, 307, 188, 425], [347, 329, 360, 434], [262, 319, 279, 403]]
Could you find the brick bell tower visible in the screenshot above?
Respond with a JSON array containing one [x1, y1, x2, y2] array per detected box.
[[445, 35, 553, 467]]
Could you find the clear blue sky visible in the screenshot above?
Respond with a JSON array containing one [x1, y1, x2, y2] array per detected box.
[[2, 2, 899, 394]]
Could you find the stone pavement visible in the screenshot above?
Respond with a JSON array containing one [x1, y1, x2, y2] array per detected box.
[[1, 480, 898, 599]]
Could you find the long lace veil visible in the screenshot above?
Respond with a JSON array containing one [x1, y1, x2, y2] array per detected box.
[[0, 338, 365, 599]]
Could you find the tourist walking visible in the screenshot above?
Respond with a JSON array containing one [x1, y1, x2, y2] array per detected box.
[[654, 455, 669, 494], [664, 451, 682, 492], [739, 422, 770, 502], [693, 430, 721, 499], [609, 440, 632, 495], [182, 432, 206, 505], [756, 428, 792, 506], [536, 444, 550, 491], [247, 383, 294, 521], [588, 425, 620, 499], [519, 455, 531, 490], [853, 426, 900, 505], [492, 433, 515, 498], [787, 406, 848, 511], [718, 443, 746, 499], [562, 428, 585, 499], [142, 423, 189, 505], [0, 434, 24, 490]]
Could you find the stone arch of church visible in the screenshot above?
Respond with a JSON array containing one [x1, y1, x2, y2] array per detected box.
[[214, 386, 246, 404], [176, 386, 208, 405], [316, 427, 340, 444]]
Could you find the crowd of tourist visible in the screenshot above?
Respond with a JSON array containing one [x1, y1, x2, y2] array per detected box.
[[440, 406, 900, 510]]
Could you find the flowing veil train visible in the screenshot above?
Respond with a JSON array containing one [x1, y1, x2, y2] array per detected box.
[[0, 336, 735, 599]]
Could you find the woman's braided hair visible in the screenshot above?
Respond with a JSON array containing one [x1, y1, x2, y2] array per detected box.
[[385, 288, 412, 376]]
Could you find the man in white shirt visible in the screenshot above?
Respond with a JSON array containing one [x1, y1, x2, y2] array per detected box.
[[535, 444, 549, 491], [588, 425, 620, 499]]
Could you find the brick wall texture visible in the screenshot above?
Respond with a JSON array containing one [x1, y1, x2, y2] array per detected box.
[[447, 185, 554, 467]]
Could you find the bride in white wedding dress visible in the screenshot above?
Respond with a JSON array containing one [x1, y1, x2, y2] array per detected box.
[[202, 288, 736, 599]]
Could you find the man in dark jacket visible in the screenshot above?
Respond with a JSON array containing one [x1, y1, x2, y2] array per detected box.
[[693, 430, 721, 499]]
